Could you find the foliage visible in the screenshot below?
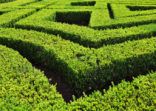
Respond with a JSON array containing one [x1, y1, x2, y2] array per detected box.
[[0, 0, 156, 110], [0, 45, 66, 110]]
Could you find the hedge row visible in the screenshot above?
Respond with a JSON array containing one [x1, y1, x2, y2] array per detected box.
[[111, 4, 156, 18], [0, 45, 65, 110], [0, 0, 14, 3], [70, 1, 96, 6], [47, 0, 105, 9], [89, 6, 110, 29], [68, 71, 156, 110], [15, 9, 156, 47], [105, 0, 156, 5], [1, 0, 155, 10], [0, 28, 156, 95], [19, 0, 57, 9], [0, 9, 35, 27], [91, 12, 156, 29], [0, 0, 34, 9], [0, 27, 88, 94], [1, 44, 156, 110], [127, 5, 156, 11]]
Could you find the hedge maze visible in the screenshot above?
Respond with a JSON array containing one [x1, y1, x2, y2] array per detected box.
[[0, 0, 156, 110]]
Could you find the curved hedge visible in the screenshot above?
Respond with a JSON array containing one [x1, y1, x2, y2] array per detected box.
[[0, 28, 156, 94], [68, 72, 156, 111], [0, 45, 65, 110], [1, 46, 155, 111], [0, 0, 156, 110]]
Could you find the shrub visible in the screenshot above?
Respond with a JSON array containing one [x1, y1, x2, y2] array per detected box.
[[0, 45, 66, 110]]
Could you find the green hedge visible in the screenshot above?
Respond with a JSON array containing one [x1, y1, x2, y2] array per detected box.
[[71, 1, 96, 6], [0, 0, 36, 9], [68, 72, 156, 110], [0, 0, 14, 3], [0, 45, 65, 110], [110, 4, 156, 19], [0, 0, 156, 110], [91, 13, 156, 29], [0, 28, 156, 95], [0, 9, 35, 27], [15, 9, 156, 47], [0, 44, 156, 110], [127, 5, 156, 11], [0, 27, 88, 94]]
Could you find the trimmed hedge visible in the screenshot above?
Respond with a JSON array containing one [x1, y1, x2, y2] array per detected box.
[[91, 13, 156, 29], [0, 28, 156, 95], [0, 0, 14, 3], [15, 9, 156, 47], [0, 44, 156, 110], [111, 4, 156, 18], [0, 9, 35, 27], [71, 1, 96, 6], [0, 27, 89, 94], [0, 45, 66, 110], [0, 0, 156, 110], [68, 72, 156, 110], [0, 0, 35, 9], [127, 5, 156, 11]]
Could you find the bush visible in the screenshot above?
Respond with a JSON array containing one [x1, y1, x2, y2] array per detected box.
[[0, 0, 14, 3], [0, 44, 156, 110], [0, 45, 66, 110], [68, 72, 156, 110], [0, 28, 156, 94]]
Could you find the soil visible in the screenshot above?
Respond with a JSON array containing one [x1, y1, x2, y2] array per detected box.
[[34, 64, 75, 102]]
